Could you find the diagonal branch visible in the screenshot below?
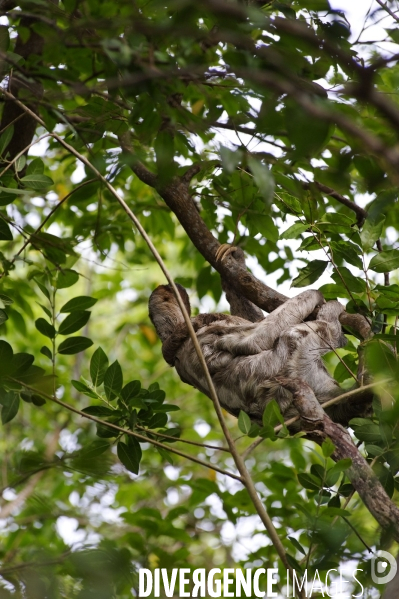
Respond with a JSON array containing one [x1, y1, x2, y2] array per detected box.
[[121, 135, 373, 338], [278, 377, 399, 542], [375, 0, 399, 23], [3, 95, 300, 590], [309, 181, 368, 228]]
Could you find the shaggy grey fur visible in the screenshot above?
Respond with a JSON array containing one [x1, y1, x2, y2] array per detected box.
[[149, 285, 369, 427]]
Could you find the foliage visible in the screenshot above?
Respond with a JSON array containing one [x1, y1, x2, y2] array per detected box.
[[0, 0, 398, 597]]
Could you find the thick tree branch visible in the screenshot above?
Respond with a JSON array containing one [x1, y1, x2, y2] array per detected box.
[[1, 101, 298, 587], [278, 378, 399, 542], [119, 135, 373, 337]]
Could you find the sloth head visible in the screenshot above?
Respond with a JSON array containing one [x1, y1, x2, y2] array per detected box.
[[148, 284, 191, 341]]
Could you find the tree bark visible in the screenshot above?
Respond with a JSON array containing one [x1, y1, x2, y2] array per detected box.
[[278, 378, 399, 542]]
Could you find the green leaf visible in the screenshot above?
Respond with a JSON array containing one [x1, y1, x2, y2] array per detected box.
[[60, 296, 98, 312], [71, 380, 98, 398], [0, 309, 8, 325], [281, 223, 308, 239], [0, 340, 13, 376], [129, 396, 147, 410], [365, 444, 384, 457], [152, 403, 180, 413], [79, 440, 110, 460], [90, 347, 109, 387], [247, 156, 275, 204], [0, 215, 13, 241], [104, 360, 123, 400], [35, 280, 51, 300], [15, 155, 26, 172], [20, 173, 54, 190], [157, 446, 174, 465], [26, 158, 45, 175], [148, 413, 168, 428], [322, 438, 335, 457], [56, 269, 79, 289], [258, 424, 276, 439], [286, 103, 332, 157], [325, 459, 352, 487], [333, 353, 357, 384], [291, 260, 328, 287], [0, 186, 27, 197], [117, 440, 141, 475], [352, 423, 381, 443], [196, 265, 212, 300], [0, 124, 14, 156], [1, 391, 19, 424], [298, 472, 321, 491], [58, 336, 93, 355], [59, 311, 91, 335], [220, 146, 242, 173], [40, 346, 52, 360], [96, 422, 118, 438], [360, 215, 385, 250], [369, 250, 399, 273], [331, 267, 366, 294], [263, 399, 284, 427], [238, 410, 252, 435], [82, 405, 115, 417], [146, 389, 166, 406], [0, 294, 13, 307], [31, 394, 46, 406], [330, 241, 363, 270], [349, 417, 374, 427], [121, 380, 141, 402], [35, 318, 56, 339], [288, 536, 306, 556], [36, 303, 51, 319], [9, 353, 34, 377]]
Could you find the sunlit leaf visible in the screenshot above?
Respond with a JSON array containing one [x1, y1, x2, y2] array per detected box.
[[104, 361, 123, 400], [291, 260, 328, 287], [90, 347, 109, 387]]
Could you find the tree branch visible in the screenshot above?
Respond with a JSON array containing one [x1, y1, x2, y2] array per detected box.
[[118, 133, 374, 338], [308, 181, 368, 228], [278, 378, 399, 542], [241, 379, 390, 458], [1, 98, 299, 587], [375, 0, 399, 23]]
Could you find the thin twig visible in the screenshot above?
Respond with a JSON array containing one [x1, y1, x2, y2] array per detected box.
[[375, 0, 399, 23], [136, 425, 230, 452], [312, 181, 368, 228], [376, 238, 389, 333], [0, 179, 96, 280], [10, 380, 243, 483], [1, 90, 297, 586], [0, 133, 50, 179]]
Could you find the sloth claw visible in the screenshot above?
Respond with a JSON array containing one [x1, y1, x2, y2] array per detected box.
[[215, 244, 240, 263]]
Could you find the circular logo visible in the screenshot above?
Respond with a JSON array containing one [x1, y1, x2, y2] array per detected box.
[[371, 550, 398, 585]]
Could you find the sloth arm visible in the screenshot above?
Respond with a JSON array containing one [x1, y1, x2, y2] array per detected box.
[[214, 289, 325, 356]]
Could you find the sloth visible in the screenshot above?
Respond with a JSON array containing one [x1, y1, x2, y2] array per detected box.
[[148, 248, 372, 428]]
